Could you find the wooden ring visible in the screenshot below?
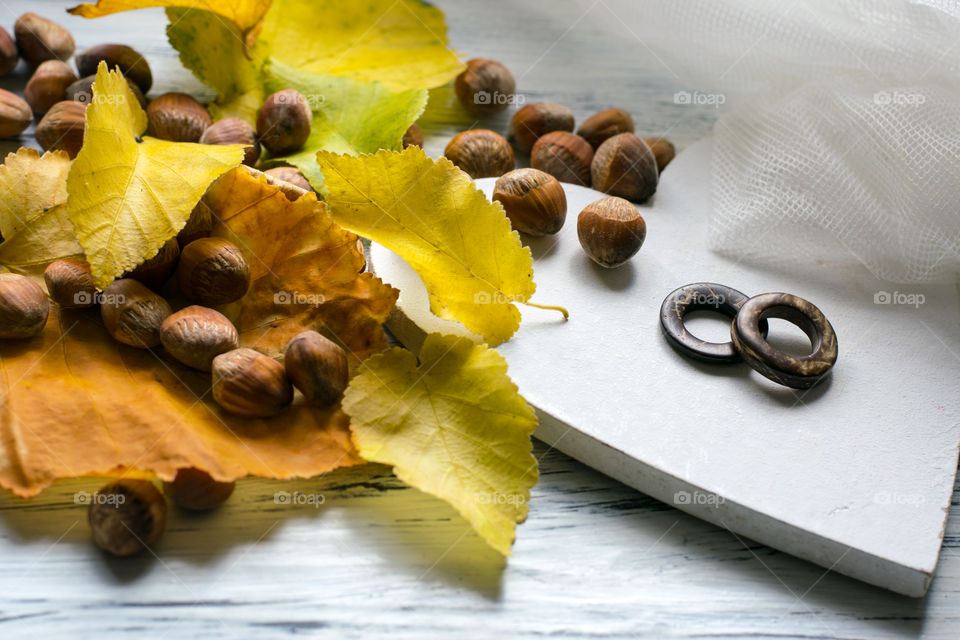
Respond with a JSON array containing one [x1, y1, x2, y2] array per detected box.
[[731, 292, 838, 389], [660, 283, 767, 363]]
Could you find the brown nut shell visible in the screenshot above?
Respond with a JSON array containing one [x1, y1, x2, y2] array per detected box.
[[256, 89, 312, 155], [284, 330, 349, 407], [402, 122, 423, 148], [14, 13, 75, 66], [454, 58, 516, 116], [0, 89, 33, 139], [127, 238, 180, 290], [577, 196, 646, 268], [508, 102, 575, 154], [24, 59, 77, 115], [577, 108, 635, 149], [200, 117, 260, 166], [88, 479, 166, 557], [0, 26, 18, 76], [178, 237, 251, 306], [163, 468, 235, 511], [263, 166, 314, 194], [35, 100, 86, 157], [44, 259, 97, 308], [75, 44, 152, 94], [0, 273, 50, 339], [147, 92, 212, 143], [444, 129, 514, 179], [530, 131, 593, 186], [67, 74, 147, 110], [100, 278, 172, 348], [643, 137, 676, 172], [160, 305, 239, 371], [591, 133, 658, 203], [212, 347, 294, 418], [493, 168, 567, 236]]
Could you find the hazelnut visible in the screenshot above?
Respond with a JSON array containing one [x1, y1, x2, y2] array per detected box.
[[256, 89, 312, 155], [643, 137, 676, 172], [493, 168, 567, 236], [530, 131, 593, 186], [35, 100, 86, 158], [14, 13, 74, 66], [178, 201, 213, 248], [125, 238, 180, 290], [178, 237, 251, 306], [577, 109, 635, 149], [212, 348, 293, 418], [160, 305, 239, 371], [0, 273, 50, 339], [67, 74, 147, 110], [163, 468, 235, 511], [100, 278, 172, 348], [75, 44, 152, 94], [88, 479, 166, 556], [508, 102, 574, 154], [402, 122, 423, 148], [200, 117, 261, 166], [263, 166, 314, 194], [577, 196, 646, 268], [454, 58, 516, 116], [44, 259, 97, 308], [0, 89, 32, 139], [284, 330, 349, 407], [0, 26, 19, 76], [147, 92, 212, 143], [24, 60, 77, 115], [444, 129, 514, 179], [591, 133, 658, 202]]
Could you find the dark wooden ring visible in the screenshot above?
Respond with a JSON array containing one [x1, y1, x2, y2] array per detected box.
[[731, 292, 838, 389], [660, 283, 768, 363]]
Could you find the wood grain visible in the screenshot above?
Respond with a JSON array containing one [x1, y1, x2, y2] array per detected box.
[[0, 1, 956, 638]]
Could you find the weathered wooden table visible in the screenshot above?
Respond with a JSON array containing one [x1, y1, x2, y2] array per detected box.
[[0, 1, 957, 638]]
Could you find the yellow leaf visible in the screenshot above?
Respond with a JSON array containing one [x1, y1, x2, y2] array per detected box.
[[0, 149, 83, 278], [197, 166, 399, 359], [317, 147, 536, 346], [342, 333, 539, 555], [69, 0, 271, 40], [67, 62, 244, 288]]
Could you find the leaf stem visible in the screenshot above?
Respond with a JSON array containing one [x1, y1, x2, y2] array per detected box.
[[521, 301, 569, 319]]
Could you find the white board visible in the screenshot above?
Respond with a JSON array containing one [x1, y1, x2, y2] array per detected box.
[[369, 139, 960, 597]]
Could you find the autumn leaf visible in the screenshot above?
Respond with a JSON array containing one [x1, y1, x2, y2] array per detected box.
[[260, 60, 427, 191], [67, 62, 244, 288], [343, 333, 539, 555], [197, 165, 399, 359], [317, 147, 537, 346], [0, 149, 83, 278], [0, 306, 362, 498]]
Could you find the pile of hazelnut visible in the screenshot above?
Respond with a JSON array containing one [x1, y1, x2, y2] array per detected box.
[[0, 13, 317, 191], [444, 58, 676, 268]]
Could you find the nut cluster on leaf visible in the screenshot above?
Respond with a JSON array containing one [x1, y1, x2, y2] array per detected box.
[[493, 168, 567, 236], [212, 347, 294, 418], [444, 129, 514, 179], [0, 273, 49, 339], [87, 479, 167, 557]]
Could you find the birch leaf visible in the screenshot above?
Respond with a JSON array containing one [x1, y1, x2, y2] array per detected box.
[[343, 333, 539, 555], [66, 62, 244, 288]]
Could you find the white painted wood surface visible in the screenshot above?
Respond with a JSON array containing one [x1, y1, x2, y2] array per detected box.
[[0, 1, 958, 638]]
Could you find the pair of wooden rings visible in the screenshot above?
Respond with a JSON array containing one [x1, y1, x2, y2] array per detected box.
[[659, 283, 838, 389]]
